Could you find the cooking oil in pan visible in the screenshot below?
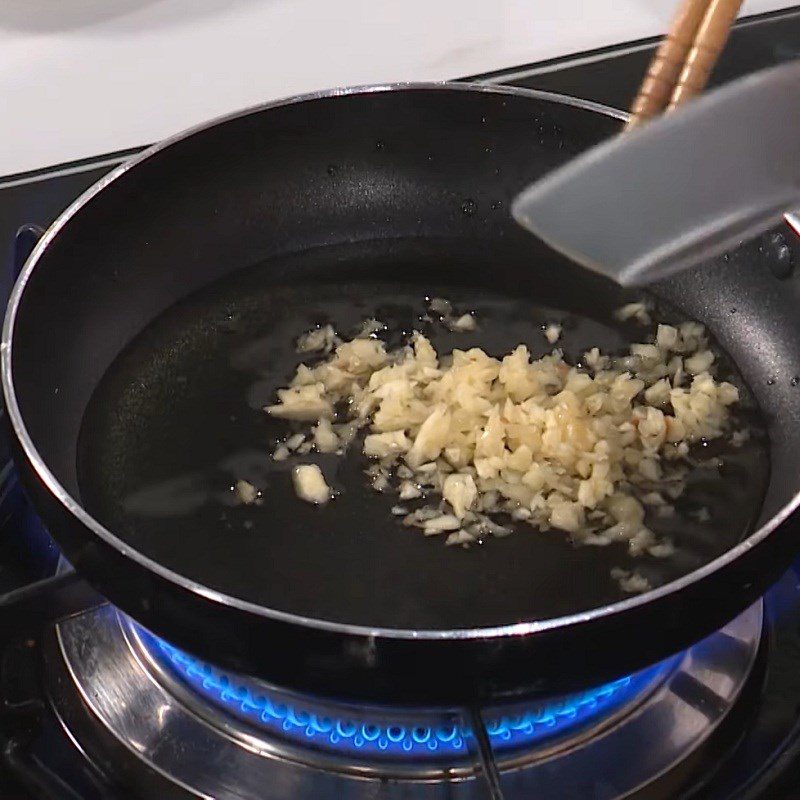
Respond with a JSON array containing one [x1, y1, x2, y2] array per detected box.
[[76, 238, 770, 628]]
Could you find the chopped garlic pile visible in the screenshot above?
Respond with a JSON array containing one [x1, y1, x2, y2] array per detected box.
[[266, 311, 740, 569]]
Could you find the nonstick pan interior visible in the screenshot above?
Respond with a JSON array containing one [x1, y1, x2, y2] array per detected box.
[[7, 85, 800, 644], [75, 235, 769, 629]]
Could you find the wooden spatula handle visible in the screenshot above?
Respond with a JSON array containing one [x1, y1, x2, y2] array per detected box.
[[626, 0, 710, 129], [668, 0, 744, 108]]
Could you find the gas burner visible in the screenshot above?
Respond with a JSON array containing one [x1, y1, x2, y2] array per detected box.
[[138, 626, 666, 763], [48, 602, 762, 799]]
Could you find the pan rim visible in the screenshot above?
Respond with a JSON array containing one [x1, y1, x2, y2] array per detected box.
[[4, 80, 793, 642]]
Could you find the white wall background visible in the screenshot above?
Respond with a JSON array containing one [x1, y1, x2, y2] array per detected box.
[[1, 0, 792, 176]]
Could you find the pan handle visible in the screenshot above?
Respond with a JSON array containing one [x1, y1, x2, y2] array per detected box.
[[0, 568, 104, 641]]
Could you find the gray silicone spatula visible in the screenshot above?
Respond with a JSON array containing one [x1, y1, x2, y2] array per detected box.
[[512, 60, 800, 286]]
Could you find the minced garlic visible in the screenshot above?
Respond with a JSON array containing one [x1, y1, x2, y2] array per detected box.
[[543, 323, 562, 344], [292, 465, 332, 504], [235, 479, 261, 505], [267, 307, 742, 571]]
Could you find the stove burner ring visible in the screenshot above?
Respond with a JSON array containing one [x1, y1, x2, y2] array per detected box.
[[134, 624, 669, 763], [51, 603, 762, 798]]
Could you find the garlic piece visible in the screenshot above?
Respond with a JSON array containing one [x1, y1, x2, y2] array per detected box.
[[406, 405, 451, 468], [297, 324, 337, 354], [684, 350, 714, 375], [292, 465, 332, 504], [443, 474, 478, 519], [266, 383, 333, 421], [313, 418, 340, 453], [543, 323, 562, 344], [235, 479, 260, 505], [448, 314, 477, 332], [656, 324, 679, 350], [615, 302, 651, 325], [272, 444, 290, 462], [422, 514, 461, 535], [363, 430, 411, 459], [285, 433, 305, 451], [399, 481, 422, 500]]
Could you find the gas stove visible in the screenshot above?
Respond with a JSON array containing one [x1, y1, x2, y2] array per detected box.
[[8, 482, 800, 800], [4, 9, 800, 799], [47, 600, 763, 799]]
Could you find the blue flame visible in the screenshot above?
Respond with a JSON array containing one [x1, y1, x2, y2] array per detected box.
[[138, 627, 668, 760]]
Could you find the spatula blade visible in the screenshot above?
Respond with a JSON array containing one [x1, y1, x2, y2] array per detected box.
[[512, 60, 800, 286]]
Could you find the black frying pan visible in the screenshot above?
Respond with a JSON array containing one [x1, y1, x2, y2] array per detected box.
[[4, 84, 800, 704]]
